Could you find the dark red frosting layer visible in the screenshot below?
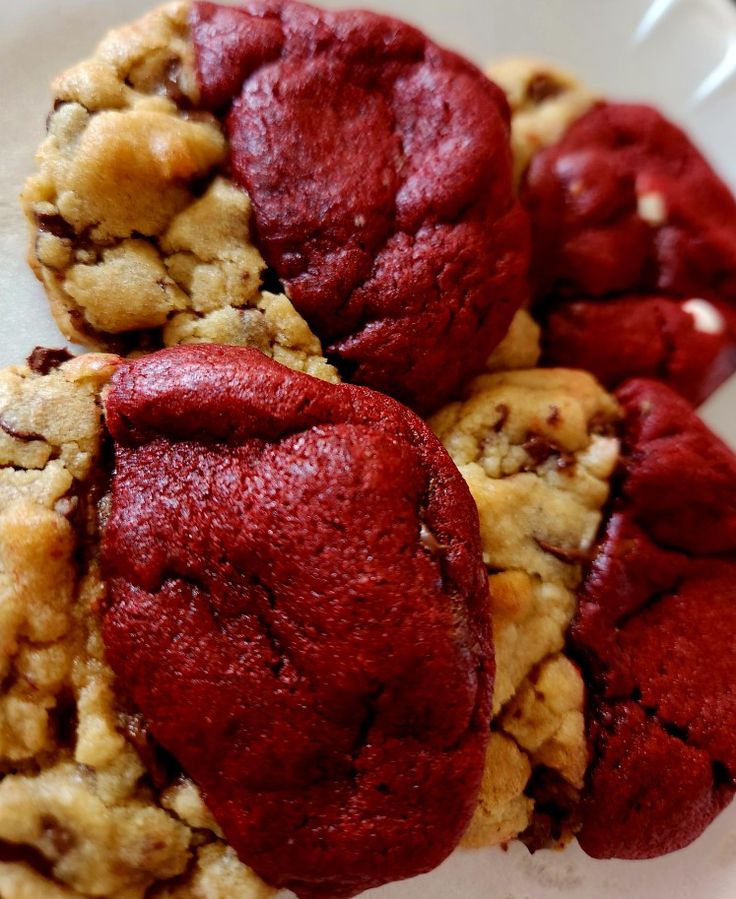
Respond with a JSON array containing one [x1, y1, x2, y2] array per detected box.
[[100, 345, 492, 899], [541, 294, 736, 406], [190, 0, 529, 414], [522, 102, 736, 301], [572, 379, 736, 858]]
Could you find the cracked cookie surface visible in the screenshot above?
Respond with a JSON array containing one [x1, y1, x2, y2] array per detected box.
[[430, 368, 620, 847]]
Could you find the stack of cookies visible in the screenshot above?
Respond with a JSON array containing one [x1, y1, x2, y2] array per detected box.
[[0, 3, 733, 897]]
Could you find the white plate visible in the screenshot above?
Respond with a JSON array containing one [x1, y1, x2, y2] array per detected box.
[[1, 1, 735, 898]]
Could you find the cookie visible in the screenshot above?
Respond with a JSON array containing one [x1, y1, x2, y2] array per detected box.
[[487, 58, 597, 184], [0, 341, 338, 898], [521, 102, 736, 300], [101, 345, 492, 899], [25, 0, 530, 415], [541, 294, 736, 405], [191, 0, 530, 413], [430, 368, 620, 847], [572, 379, 736, 858], [21, 1, 337, 387]]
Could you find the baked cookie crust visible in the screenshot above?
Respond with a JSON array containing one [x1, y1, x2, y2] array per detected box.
[[431, 368, 620, 847]]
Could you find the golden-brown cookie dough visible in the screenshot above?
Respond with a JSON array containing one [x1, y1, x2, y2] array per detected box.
[[431, 368, 620, 846], [22, 1, 337, 386]]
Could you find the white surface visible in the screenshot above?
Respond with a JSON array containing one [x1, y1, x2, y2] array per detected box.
[[1, 1, 735, 898]]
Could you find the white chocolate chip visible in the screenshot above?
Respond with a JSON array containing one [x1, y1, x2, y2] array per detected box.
[[637, 191, 667, 226], [682, 298, 726, 335]]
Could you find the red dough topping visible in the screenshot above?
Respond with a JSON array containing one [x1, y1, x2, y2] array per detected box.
[[190, 1, 529, 414], [522, 103, 736, 301], [541, 294, 736, 406], [572, 379, 736, 859], [100, 345, 492, 899]]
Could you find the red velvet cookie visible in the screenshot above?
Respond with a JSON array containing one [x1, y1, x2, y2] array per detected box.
[[190, 1, 529, 414], [572, 379, 736, 859], [100, 345, 492, 899], [541, 294, 736, 405], [522, 103, 736, 301]]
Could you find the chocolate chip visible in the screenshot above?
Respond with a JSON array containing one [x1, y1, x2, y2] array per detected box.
[[35, 212, 75, 241], [260, 266, 286, 295], [523, 434, 558, 466], [0, 417, 45, 443], [120, 711, 182, 791], [50, 688, 78, 751], [526, 73, 565, 105], [493, 403, 510, 432], [27, 346, 73, 375], [0, 841, 57, 880], [40, 816, 76, 855], [519, 766, 582, 852], [534, 536, 591, 565]]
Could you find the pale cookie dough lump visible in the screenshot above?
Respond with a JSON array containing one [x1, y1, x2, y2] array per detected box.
[[486, 571, 575, 714], [488, 58, 597, 184], [0, 502, 76, 763], [434, 369, 619, 591], [501, 654, 588, 789], [152, 845, 276, 899], [64, 238, 190, 334], [0, 863, 80, 899], [486, 308, 541, 373], [22, 2, 281, 354], [431, 368, 619, 847], [0, 760, 190, 896], [164, 291, 340, 383], [0, 354, 273, 898], [0, 356, 113, 765], [462, 732, 533, 848], [0, 357, 105, 482], [22, 3, 227, 349]]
